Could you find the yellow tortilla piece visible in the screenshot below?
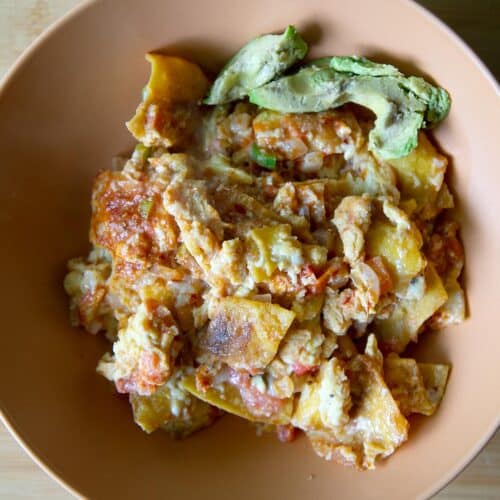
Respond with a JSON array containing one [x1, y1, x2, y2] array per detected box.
[[388, 132, 447, 218], [292, 358, 351, 432], [366, 218, 425, 290], [383, 354, 433, 416], [198, 297, 295, 372], [307, 352, 408, 469], [374, 263, 448, 353], [383, 357, 449, 416], [180, 375, 293, 425], [141, 54, 209, 105], [247, 224, 304, 282], [296, 336, 408, 470], [130, 379, 217, 437], [418, 362, 450, 413], [429, 278, 466, 329], [127, 54, 209, 146]]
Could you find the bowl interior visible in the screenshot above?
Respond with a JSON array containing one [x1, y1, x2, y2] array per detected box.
[[0, 0, 499, 499]]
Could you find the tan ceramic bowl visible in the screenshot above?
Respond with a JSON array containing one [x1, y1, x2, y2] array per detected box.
[[0, 0, 499, 498]]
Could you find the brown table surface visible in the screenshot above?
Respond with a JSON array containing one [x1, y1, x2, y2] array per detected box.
[[0, 1, 498, 498]]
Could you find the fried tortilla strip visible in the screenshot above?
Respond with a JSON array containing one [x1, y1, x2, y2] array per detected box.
[[292, 358, 352, 431], [127, 54, 209, 148], [388, 132, 447, 218], [365, 201, 425, 290], [384, 354, 433, 416], [181, 374, 293, 425], [295, 335, 408, 469], [384, 354, 449, 416], [418, 362, 450, 413], [130, 376, 219, 436], [374, 263, 448, 353], [198, 297, 295, 372]]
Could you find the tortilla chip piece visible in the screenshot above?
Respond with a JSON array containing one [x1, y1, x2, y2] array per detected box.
[[292, 358, 352, 431], [130, 377, 218, 437], [418, 363, 450, 414], [365, 209, 425, 291], [298, 335, 408, 469], [383, 354, 450, 416], [374, 263, 448, 353], [198, 297, 295, 372], [247, 224, 305, 282], [384, 354, 433, 416], [428, 278, 465, 329], [388, 132, 447, 218], [127, 55, 209, 148], [180, 374, 293, 425]]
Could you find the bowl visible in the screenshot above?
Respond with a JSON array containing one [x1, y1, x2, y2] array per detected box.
[[0, 0, 499, 498]]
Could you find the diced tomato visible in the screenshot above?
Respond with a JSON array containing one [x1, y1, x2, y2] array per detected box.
[[300, 264, 318, 290], [115, 351, 169, 396], [292, 363, 319, 376], [228, 369, 285, 419], [308, 259, 349, 295], [195, 366, 213, 393]]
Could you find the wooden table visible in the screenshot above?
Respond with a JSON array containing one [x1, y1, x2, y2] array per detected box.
[[0, 1, 498, 498]]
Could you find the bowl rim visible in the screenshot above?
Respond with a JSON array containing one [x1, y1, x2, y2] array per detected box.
[[0, 0, 498, 498]]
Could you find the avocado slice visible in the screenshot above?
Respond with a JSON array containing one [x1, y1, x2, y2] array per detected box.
[[204, 25, 307, 105], [249, 67, 343, 112], [399, 76, 451, 124], [329, 56, 450, 125], [249, 60, 450, 159], [329, 56, 402, 77], [303, 57, 332, 69]]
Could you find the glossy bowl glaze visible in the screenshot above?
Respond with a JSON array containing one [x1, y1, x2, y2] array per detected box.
[[0, 0, 499, 498]]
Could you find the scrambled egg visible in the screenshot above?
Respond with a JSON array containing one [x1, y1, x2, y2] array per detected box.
[[65, 54, 464, 466]]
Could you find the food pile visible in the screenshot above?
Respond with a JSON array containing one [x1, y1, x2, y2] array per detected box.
[[65, 26, 465, 469]]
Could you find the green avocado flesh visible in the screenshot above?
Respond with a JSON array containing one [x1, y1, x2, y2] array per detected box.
[[249, 57, 450, 159], [204, 25, 308, 105]]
